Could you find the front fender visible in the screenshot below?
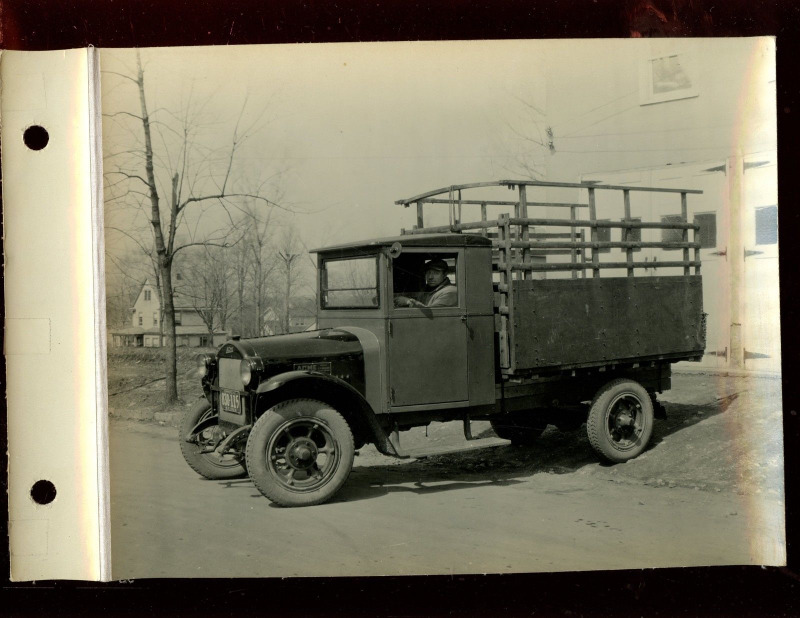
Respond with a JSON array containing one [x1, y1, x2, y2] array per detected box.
[[253, 371, 395, 455]]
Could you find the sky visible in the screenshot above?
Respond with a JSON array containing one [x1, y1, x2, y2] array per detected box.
[[100, 41, 548, 253], [100, 38, 775, 259]]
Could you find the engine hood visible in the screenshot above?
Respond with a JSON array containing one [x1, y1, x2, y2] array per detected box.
[[217, 328, 362, 363]]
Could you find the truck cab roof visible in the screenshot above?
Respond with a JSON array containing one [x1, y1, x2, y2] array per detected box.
[[311, 233, 492, 254]]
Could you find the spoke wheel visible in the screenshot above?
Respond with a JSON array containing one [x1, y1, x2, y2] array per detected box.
[[179, 398, 247, 480], [246, 399, 354, 507], [587, 379, 654, 463]]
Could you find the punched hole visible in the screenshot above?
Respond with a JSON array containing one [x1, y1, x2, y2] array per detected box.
[[23, 125, 49, 151], [31, 480, 57, 505]]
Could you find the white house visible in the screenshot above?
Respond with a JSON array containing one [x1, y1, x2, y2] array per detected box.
[[109, 278, 230, 348]]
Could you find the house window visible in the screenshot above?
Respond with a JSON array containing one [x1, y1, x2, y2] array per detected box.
[[138, 313, 143, 326], [694, 212, 717, 249], [755, 206, 778, 246], [660, 215, 684, 248], [596, 220, 611, 253], [144, 289, 151, 301], [174, 310, 182, 325], [153, 312, 159, 327], [176, 272, 183, 281], [199, 335, 209, 347], [640, 53, 698, 105]]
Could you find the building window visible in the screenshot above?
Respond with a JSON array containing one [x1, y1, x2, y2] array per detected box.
[[596, 220, 611, 253], [755, 205, 778, 246], [153, 312, 159, 327], [174, 310, 182, 325], [199, 335, 209, 347], [138, 313, 143, 326], [694, 212, 717, 249], [144, 289, 151, 301], [640, 53, 698, 105], [660, 215, 684, 248]]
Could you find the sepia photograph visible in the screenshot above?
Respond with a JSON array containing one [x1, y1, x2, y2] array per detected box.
[[99, 38, 783, 578]]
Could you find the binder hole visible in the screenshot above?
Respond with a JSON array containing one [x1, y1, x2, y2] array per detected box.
[[31, 480, 57, 505], [23, 125, 49, 151]]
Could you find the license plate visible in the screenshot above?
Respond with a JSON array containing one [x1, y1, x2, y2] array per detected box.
[[219, 390, 242, 415]]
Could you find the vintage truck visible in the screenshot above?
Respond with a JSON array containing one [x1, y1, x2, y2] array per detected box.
[[180, 180, 706, 507]]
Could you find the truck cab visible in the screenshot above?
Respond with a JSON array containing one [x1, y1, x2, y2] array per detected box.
[[314, 233, 496, 416]]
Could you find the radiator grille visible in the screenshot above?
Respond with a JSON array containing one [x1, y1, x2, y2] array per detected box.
[[219, 358, 243, 390]]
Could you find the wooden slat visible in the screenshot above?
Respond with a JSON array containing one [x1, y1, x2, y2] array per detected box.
[[519, 185, 531, 280], [420, 198, 588, 208], [498, 260, 701, 272], [681, 192, 689, 276], [507, 217, 699, 230], [588, 188, 599, 278], [493, 240, 701, 250], [624, 189, 633, 277], [406, 218, 700, 235], [394, 179, 702, 205], [570, 205, 578, 279]]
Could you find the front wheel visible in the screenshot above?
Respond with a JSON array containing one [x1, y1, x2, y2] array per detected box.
[[586, 379, 654, 463], [245, 399, 355, 507], [179, 398, 248, 480]]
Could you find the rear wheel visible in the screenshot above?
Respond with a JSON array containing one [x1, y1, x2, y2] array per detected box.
[[587, 379, 654, 463], [245, 399, 355, 507], [490, 414, 546, 446], [180, 398, 247, 480]]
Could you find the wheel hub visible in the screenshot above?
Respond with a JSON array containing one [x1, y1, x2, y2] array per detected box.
[[614, 408, 635, 428], [286, 437, 318, 470]]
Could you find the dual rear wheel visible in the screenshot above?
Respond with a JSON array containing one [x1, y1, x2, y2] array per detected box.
[[491, 378, 655, 463]]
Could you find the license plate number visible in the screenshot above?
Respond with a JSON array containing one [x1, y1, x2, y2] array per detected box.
[[220, 390, 242, 414]]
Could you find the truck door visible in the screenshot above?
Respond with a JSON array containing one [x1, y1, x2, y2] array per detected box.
[[387, 250, 469, 407]]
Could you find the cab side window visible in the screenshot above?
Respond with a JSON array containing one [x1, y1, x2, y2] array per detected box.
[[392, 253, 458, 309]]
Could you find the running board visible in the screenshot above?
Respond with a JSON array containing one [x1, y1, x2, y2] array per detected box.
[[406, 438, 509, 460], [387, 427, 509, 460]]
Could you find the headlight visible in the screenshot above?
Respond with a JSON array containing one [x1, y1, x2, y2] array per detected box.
[[196, 353, 214, 378], [240, 358, 261, 388]]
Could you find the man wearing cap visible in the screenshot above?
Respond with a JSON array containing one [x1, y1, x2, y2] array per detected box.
[[395, 258, 457, 308]]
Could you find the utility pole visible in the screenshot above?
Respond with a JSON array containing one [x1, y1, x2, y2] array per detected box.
[[727, 152, 745, 369]]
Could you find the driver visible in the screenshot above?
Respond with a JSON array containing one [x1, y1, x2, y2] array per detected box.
[[395, 258, 457, 308]]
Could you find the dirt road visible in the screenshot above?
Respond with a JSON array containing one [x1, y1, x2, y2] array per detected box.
[[109, 373, 785, 578]]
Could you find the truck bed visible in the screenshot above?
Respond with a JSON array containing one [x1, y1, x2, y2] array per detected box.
[[511, 275, 705, 372]]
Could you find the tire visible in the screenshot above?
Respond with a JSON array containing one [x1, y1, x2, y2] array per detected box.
[[490, 415, 546, 446], [245, 399, 355, 507], [587, 378, 654, 463], [179, 398, 248, 480]]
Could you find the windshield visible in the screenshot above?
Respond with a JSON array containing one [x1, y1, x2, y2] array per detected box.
[[320, 256, 379, 309]]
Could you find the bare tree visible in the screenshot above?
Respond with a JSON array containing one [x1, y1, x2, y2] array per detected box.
[[103, 50, 285, 404], [501, 95, 554, 180], [177, 243, 238, 344], [241, 200, 279, 336], [276, 225, 306, 335]]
